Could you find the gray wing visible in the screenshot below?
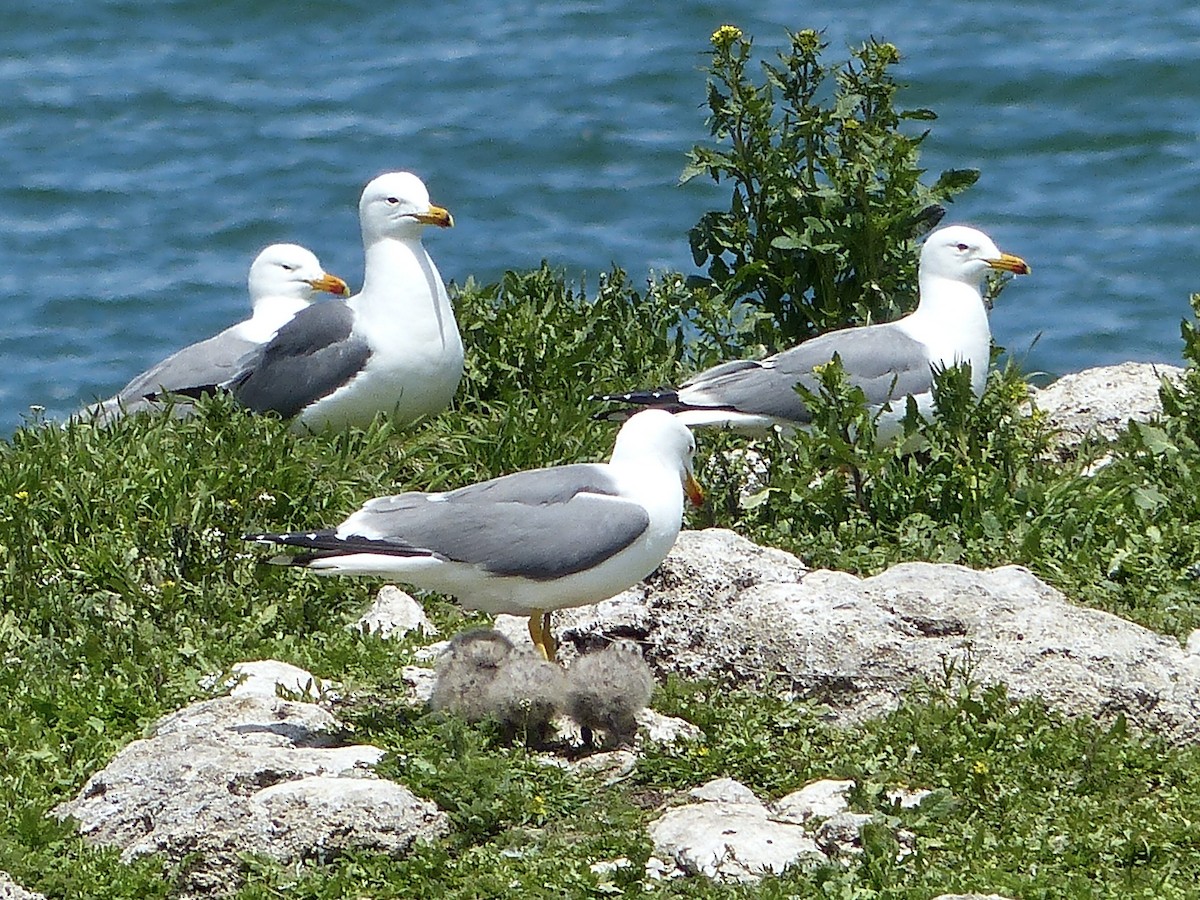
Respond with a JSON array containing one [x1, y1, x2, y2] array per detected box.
[[230, 303, 371, 419], [358, 465, 620, 514], [116, 328, 257, 404], [685, 323, 934, 423], [341, 464, 646, 580]]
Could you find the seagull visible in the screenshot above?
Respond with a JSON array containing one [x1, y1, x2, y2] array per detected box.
[[82, 244, 349, 423], [246, 410, 704, 660], [592, 225, 1029, 436], [223, 172, 462, 431]]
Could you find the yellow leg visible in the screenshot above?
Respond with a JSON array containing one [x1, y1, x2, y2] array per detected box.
[[541, 611, 556, 661], [527, 610, 557, 661], [528, 610, 548, 660]]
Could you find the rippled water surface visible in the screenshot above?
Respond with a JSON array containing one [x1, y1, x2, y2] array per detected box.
[[3, 0, 1199, 433]]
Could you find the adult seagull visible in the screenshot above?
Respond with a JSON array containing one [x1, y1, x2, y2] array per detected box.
[[83, 243, 349, 423], [246, 410, 704, 660], [224, 172, 462, 431], [593, 225, 1029, 435]]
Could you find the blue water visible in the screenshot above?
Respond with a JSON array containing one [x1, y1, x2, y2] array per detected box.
[[3, 0, 1199, 434]]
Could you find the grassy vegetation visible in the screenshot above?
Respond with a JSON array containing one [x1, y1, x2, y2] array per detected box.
[[4, 25, 1200, 900]]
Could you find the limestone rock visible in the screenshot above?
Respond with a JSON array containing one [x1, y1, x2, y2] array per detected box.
[[0, 872, 46, 900], [690, 776, 761, 805], [558, 529, 1200, 743], [1029, 362, 1182, 456], [227, 659, 329, 700], [772, 779, 853, 823], [648, 777, 822, 883], [635, 708, 704, 746], [401, 664, 438, 706], [887, 786, 935, 809], [813, 811, 875, 857], [53, 662, 447, 894], [353, 585, 436, 639]]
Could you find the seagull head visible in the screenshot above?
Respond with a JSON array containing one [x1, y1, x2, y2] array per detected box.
[[247, 243, 350, 306], [919, 225, 1030, 287], [359, 171, 454, 243], [612, 409, 705, 508]]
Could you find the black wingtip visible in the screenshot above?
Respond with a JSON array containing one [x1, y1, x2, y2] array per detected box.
[[145, 384, 224, 403], [591, 407, 635, 423]]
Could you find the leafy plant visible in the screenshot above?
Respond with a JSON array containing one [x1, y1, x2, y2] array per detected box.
[[685, 26, 979, 352]]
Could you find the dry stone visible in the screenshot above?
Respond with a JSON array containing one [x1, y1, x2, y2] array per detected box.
[[558, 528, 1200, 743], [648, 777, 822, 883], [53, 662, 446, 895], [1028, 362, 1182, 456], [352, 585, 436, 639], [0, 872, 46, 900]]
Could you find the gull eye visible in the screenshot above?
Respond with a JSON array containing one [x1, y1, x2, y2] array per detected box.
[[385, 196, 400, 205], [955, 243, 969, 251], [280, 263, 296, 271]]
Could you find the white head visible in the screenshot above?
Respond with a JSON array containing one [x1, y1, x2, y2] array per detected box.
[[919, 225, 1030, 287], [247, 243, 350, 307], [610, 409, 704, 507], [358, 171, 454, 244]]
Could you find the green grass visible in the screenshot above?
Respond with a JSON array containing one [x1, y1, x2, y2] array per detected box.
[[7, 26, 1200, 896], [3, 272, 1200, 898]]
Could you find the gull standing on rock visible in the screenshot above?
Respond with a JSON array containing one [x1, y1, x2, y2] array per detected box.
[[221, 172, 462, 431], [246, 410, 704, 660], [81, 243, 349, 424], [593, 225, 1029, 436]]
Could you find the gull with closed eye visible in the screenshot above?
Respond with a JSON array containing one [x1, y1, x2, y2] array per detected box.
[[81, 243, 349, 424], [178, 172, 462, 432]]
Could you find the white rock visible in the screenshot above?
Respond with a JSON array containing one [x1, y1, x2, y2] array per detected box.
[[644, 855, 683, 881], [492, 613, 537, 649], [886, 787, 934, 809], [589, 856, 631, 876], [0, 872, 47, 900], [559, 529, 1200, 744], [690, 777, 762, 806], [353, 585, 437, 639], [52, 664, 447, 895], [649, 800, 822, 883], [412, 640, 449, 662], [1028, 362, 1182, 456], [635, 708, 704, 746], [1187, 630, 1200, 656], [228, 659, 327, 700], [813, 811, 875, 857], [248, 774, 444, 859], [401, 665, 438, 706], [772, 779, 854, 823]]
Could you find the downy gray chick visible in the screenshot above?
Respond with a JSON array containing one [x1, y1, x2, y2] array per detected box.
[[482, 650, 568, 746], [429, 628, 514, 722], [565, 639, 654, 747]]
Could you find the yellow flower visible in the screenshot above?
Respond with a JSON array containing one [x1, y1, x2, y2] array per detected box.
[[971, 760, 988, 775], [14, 490, 29, 502], [710, 24, 742, 49]]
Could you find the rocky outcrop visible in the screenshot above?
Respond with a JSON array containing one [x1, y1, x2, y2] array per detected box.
[[1028, 362, 1182, 456], [557, 528, 1200, 743], [53, 664, 446, 896], [645, 776, 891, 882], [0, 872, 47, 900]]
